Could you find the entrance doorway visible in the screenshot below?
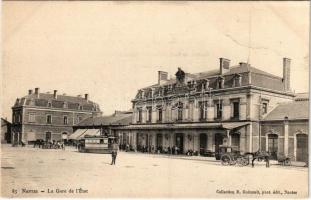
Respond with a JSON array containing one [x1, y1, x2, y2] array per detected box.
[[156, 134, 163, 149], [268, 134, 278, 160], [175, 133, 184, 154], [199, 133, 207, 154], [45, 132, 52, 142], [296, 134, 308, 162], [215, 133, 223, 153]]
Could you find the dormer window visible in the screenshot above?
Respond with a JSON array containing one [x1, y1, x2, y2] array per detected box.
[[217, 77, 224, 89], [30, 99, 35, 106], [79, 105, 83, 110], [48, 102, 52, 107], [233, 74, 242, 87], [63, 102, 68, 109]]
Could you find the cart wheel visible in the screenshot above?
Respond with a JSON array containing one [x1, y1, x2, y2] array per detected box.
[[242, 157, 249, 166], [236, 157, 246, 167], [236, 157, 243, 167], [230, 159, 237, 165], [221, 155, 231, 166], [285, 159, 291, 166]]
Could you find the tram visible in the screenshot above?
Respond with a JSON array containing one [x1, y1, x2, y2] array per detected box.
[[78, 135, 117, 154]]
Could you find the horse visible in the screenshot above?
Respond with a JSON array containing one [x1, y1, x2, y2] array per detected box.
[[245, 150, 270, 168]]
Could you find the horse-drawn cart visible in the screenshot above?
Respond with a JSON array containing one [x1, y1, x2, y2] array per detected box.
[[217, 145, 271, 168], [217, 145, 249, 166]]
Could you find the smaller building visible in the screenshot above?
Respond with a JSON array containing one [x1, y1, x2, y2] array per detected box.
[[11, 88, 102, 145], [261, 94, 309, 162], [72, 110, 133, 148], [1, 118, 11, 144]]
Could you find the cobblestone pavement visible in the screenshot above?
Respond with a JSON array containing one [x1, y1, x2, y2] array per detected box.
[[1, 145, 308, 198]]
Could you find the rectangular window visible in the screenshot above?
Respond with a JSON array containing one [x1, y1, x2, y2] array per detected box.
[[146, 107, 152, 122], [216, 103, 222, 119], [199, 101, 208, 120], [158, 108, 163, 122], [29, 113, 35, 122], [233, 102, 240, 119], [262, 102, 268, 115], [46, 115, 52, 124], [64, 116, 68, 125], [177, 108, 183, 121], [137, 109, 142, 123]]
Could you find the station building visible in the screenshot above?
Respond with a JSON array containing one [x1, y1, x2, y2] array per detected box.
[[125, 57, 301, 157], [11, 88, 102, 145]]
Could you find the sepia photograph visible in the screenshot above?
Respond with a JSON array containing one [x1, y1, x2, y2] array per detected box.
[[1, 1, 309, 198]]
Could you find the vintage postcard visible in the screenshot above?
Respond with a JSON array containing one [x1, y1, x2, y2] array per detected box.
[[1, 1, 309, 198]]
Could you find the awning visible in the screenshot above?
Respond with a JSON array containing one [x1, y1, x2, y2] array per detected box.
[[83, 129, 101, 137], [69, 129, 88, 140], [221, 122, 250, 130]]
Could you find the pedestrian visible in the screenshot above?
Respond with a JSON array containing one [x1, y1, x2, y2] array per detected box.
[[111, 142, 118, 165]]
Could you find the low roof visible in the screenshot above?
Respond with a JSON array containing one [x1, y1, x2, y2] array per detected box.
[[76, 113, 132, 127], [264, 100, 309, 121]]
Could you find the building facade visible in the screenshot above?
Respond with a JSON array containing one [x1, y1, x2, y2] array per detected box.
[[261, 94, 309, 162], [11, 88, 102, 145], [1, 118, 11, 144], [127, 57, 297, 156]]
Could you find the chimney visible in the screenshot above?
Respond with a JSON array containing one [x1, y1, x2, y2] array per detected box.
[[34, 88, 40, 98], [28, 89, 33, 95], [283, 57, 291, 91], [85, 94, 89, 101], [219, 58, 230, 75], [158, 71, 168, 85], [239, 62, 250, 68], [53, 90, 57, 99]]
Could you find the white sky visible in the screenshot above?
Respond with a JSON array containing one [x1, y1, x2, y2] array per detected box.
[[2, 1, 309, 120]]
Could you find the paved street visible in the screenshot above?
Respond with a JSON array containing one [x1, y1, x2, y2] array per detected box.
[[1, 144, 308, 198]]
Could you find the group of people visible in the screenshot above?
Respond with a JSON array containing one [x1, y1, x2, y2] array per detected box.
[[119, 143, 134, 152], [33, 139, 65, 150], [137, 145, 183, 155]]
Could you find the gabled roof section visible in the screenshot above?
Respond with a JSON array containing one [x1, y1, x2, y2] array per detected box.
[[264, 100, 309, 121], [76, 112, 132, 126]]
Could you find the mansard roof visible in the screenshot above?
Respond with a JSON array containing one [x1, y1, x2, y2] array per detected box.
[[13, 93, 101, 112], [139, 64, 286, 93]]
